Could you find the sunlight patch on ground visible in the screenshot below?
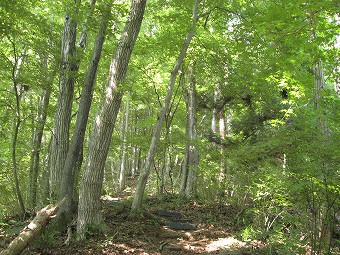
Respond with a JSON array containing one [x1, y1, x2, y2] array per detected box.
[[101, 195, 121, 201], [205, 237, 246, 252]]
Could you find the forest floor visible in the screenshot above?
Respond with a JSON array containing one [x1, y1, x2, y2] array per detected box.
[[2, 189, 330, 255]]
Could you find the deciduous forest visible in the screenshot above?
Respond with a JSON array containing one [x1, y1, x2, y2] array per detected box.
[[0, 0, 339, 254]]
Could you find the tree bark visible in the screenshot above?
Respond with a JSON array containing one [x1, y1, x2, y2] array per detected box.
[[0, 199, 65, 255], [12, 88, 25, 216], [28, 88, 51, 209], [313, 60, 330, 135], [49, 1, 80, 199], [218, 109, 226, 181], [57, 1, 111, 229], [180, 71, 189, 195], [131, 0, 199, 214], [10, 43, 26, 217], [119, 100, 129, 192], [77, 0, 147, 239], [211, 88, 218, 147], [181, 61, 199, 199]]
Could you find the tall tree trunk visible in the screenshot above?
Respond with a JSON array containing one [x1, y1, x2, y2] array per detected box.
[[116, 108, 125, 190], [218, 108, 226, 181], [181, 61, 199, 200], [41, 137, 52, 204], [161, 81, 182, 194], [57, 1, 111, 228], [309, 13, 332, 254], [211, 89, 218, 147], [131, 0, 199, 214], [119, 100, 129, 192], [12, 84, 25, 216], [28, 88, 51, 209], [180, 71, 188, 195], [49, 0, 80, 199], [10, 44, 26, 216], [77, 0, 147, 239], [28, 54, 55, 209], [314, 60, 330, 135]]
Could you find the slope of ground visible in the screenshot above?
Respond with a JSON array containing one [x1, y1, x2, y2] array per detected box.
[[1, 194, 262, 255], [2, 193, 338, 254]]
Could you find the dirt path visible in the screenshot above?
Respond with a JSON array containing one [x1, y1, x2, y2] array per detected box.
[[46, 196, 252, 255], [2, 195, 263, 255]]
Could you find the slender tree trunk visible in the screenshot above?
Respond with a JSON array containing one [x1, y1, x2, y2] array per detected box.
[[41, 137, 52, 204], [28, 55, 55, 208], [218, 109, 226, 180], [12, 88, 25, 216], [309, 13, 332, 254], [119, 100, 129, 192], [314, 60, 330, 136], [108, 156, 115, 193], [77, 0, 147, 239], [10, 44, 26, 216], [49, 0, 80, 199], [180, 71, 189, 195], [211, 89, 218, 147], [57, 2, 111, 228], [116, 107, 125, 190], [160, 82, 182, 194], [312, 59, 332, 255], [182, 61, 199, 199], [131, 0, 199, 214], [28, 88, 51, 209]]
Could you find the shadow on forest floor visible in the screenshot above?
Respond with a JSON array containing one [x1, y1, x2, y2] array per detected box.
[[2, 191, 332, 255]]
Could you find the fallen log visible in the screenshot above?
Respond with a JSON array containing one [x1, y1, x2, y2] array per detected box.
[[0, 198, 66, 255]]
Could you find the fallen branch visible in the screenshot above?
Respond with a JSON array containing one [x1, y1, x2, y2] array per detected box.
[[0, 198, 66, 255]]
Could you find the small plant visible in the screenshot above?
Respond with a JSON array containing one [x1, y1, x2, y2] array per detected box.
[[33, 229, 61, 249], [241, 226, 260, 242]]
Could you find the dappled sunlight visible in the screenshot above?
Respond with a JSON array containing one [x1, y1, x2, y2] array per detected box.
[[95, 115, 101, 127], [205, 237, 246, 252], [174, 228, 247, 253], [105, 85, 114, 101]]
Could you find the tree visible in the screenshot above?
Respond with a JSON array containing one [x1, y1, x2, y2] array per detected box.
[[10, 41, 26, 216], [57, 0, 112, 228], [49, 0, 81, 199], [28, 86, 52, 209], [180, 60, 199, 199], [0, 0, 338, 252], [131, 0, 200, 214], [77, 0, 147, 238]]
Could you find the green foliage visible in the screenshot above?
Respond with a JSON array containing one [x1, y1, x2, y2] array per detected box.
[[33, 229, 61, 249], [0, 0, 339, 252]]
